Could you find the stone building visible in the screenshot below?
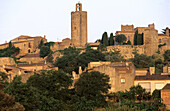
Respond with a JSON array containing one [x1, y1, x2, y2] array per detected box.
[[87, 62, 135, 92], [114, 24, 170, 58], [135, 73, 170, 93], [0, 35, 47, 54], [71, 2, 87, 47], [161, 84, 170, 110]]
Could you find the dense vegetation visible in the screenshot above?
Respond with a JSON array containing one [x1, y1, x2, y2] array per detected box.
[[0, 41, 20, 57], [1, 70, 111, 111]]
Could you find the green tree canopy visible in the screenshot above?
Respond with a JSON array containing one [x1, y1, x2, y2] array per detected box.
[[105, 51, 125, 62], [0, 83, 25, 111], [163, 50, 170, 64], [74, 71, 110, 107], [109, 33, 114, 46], [115, 34, 127, 44], [39, 46, 51, 58], [38, 39, 44, 49], [101, 32, 109, 46], [130, 53, 155, 68]]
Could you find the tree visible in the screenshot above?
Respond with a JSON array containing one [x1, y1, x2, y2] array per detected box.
[[101, 32, 109, 46], [130, 53, 155, 68], [115, 34, 127, 44], [77, 49, 106, 70], [162, 28, 170, 36], [74, 71, 110, 107], [137, 33, 143, 45], [40, 46, 51, 58], [109, 33, 114, 46], [0, 83, 25, 111], [105, 51, 125, 62], [5, 70, 73, 111], [134, 30, 138, 45], [9, 41, 12, 48], [38, 39, 44, 49], [163, 50, 170, 63], [127, 40, 132, 45]]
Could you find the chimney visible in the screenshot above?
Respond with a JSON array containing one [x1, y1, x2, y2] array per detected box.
[[5, 41, 7, 43], [166, 27, 169, 36], [79, 66, 82, 74], [149, 67, 155, 75]]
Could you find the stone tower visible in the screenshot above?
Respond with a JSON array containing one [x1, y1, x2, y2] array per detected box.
[[71, 2, 87, 47], [143, 24, 158, 56]]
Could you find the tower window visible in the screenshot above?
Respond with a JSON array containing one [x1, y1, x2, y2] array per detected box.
[[121, 78, 125, 84], [74, 27, 76, 30]]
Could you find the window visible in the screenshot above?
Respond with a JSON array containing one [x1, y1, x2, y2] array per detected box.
[[28, 49, 30, 53], [121, 78, 125, 84], [28, 43, 31, 48], [159, 39, 161, 43], [74, 27, 76, 30]]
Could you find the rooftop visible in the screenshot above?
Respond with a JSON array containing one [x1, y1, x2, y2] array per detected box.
[[162, 84, 170, 90], [135, 74, 170, 80]]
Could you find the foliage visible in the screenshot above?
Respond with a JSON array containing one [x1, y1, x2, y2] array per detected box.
[[39, 46, 52, 58], [46, 52, 54, 63], [55, 48, 105, 74], [77, 49, 106, 70], [109, 33, 114, 46], [38, 39, 44, 48], [0, 72, 8, 86], [158, 43, 166, 48], [101, 32, 109, 46], [162, 28, 170, 36], [44, 41, 55, 48], [105, 51, 125, 62], [0, 46, 20, 57], [5, 70, 73, 111], [134, 30, 138, 45], [137, 33, 143, 45], [152, 53, 164, 73], [9, 41, 12, 48], [62, 46, 80, 55], [115, 34, 127, 44], [98, 44, 107, 51], [55, 53, 78, 74], [127, 40, 132, 45], [0, 83, 25, 111], [75, 71, 110, 108], [130, 53, 155, 68], [163, 50, 170, 64], [134, 30, 143, 45]]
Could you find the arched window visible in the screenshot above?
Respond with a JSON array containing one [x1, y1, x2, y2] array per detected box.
[[28, 49, 30, 53]]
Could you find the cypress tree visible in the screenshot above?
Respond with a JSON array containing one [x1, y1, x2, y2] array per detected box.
[[137, 34, 143, 45], [134, 30, 138, 45], [109, 33, 114, 46], [9, 41, 12, 48], [101, 32, 109, 46], [127, 40, 132, 45]]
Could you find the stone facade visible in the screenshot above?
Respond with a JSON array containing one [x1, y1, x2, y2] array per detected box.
[[0, 35, 47, 54], [107, 45, 144, 59], [71, 3, 87, 47], [87, 62, 135, 92], [161, 84, 170, 110]]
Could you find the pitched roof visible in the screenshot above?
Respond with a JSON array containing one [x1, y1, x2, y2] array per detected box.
[[162, 84, 170, 90], [135, 74, 170, 80], [21, 54, 40, 58]]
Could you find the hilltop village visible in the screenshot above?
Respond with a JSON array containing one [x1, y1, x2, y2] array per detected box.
[[0, 2, 170, 111]]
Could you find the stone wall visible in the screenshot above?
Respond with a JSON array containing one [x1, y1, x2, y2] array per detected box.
[[144, 29, 158, 56], [0, 57, 16, 66], [107, 45, 144, 59], [88, 62, 135, 92], [71, 3, 87, 47]]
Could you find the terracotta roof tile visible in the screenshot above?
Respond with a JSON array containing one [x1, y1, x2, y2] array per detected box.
[[135, 75, 170, 80]]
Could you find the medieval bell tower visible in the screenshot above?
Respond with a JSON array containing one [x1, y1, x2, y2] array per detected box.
[[71, 2, 87, 47]]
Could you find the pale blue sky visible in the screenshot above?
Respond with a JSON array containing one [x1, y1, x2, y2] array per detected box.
[[0, 0, 170, 44]]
